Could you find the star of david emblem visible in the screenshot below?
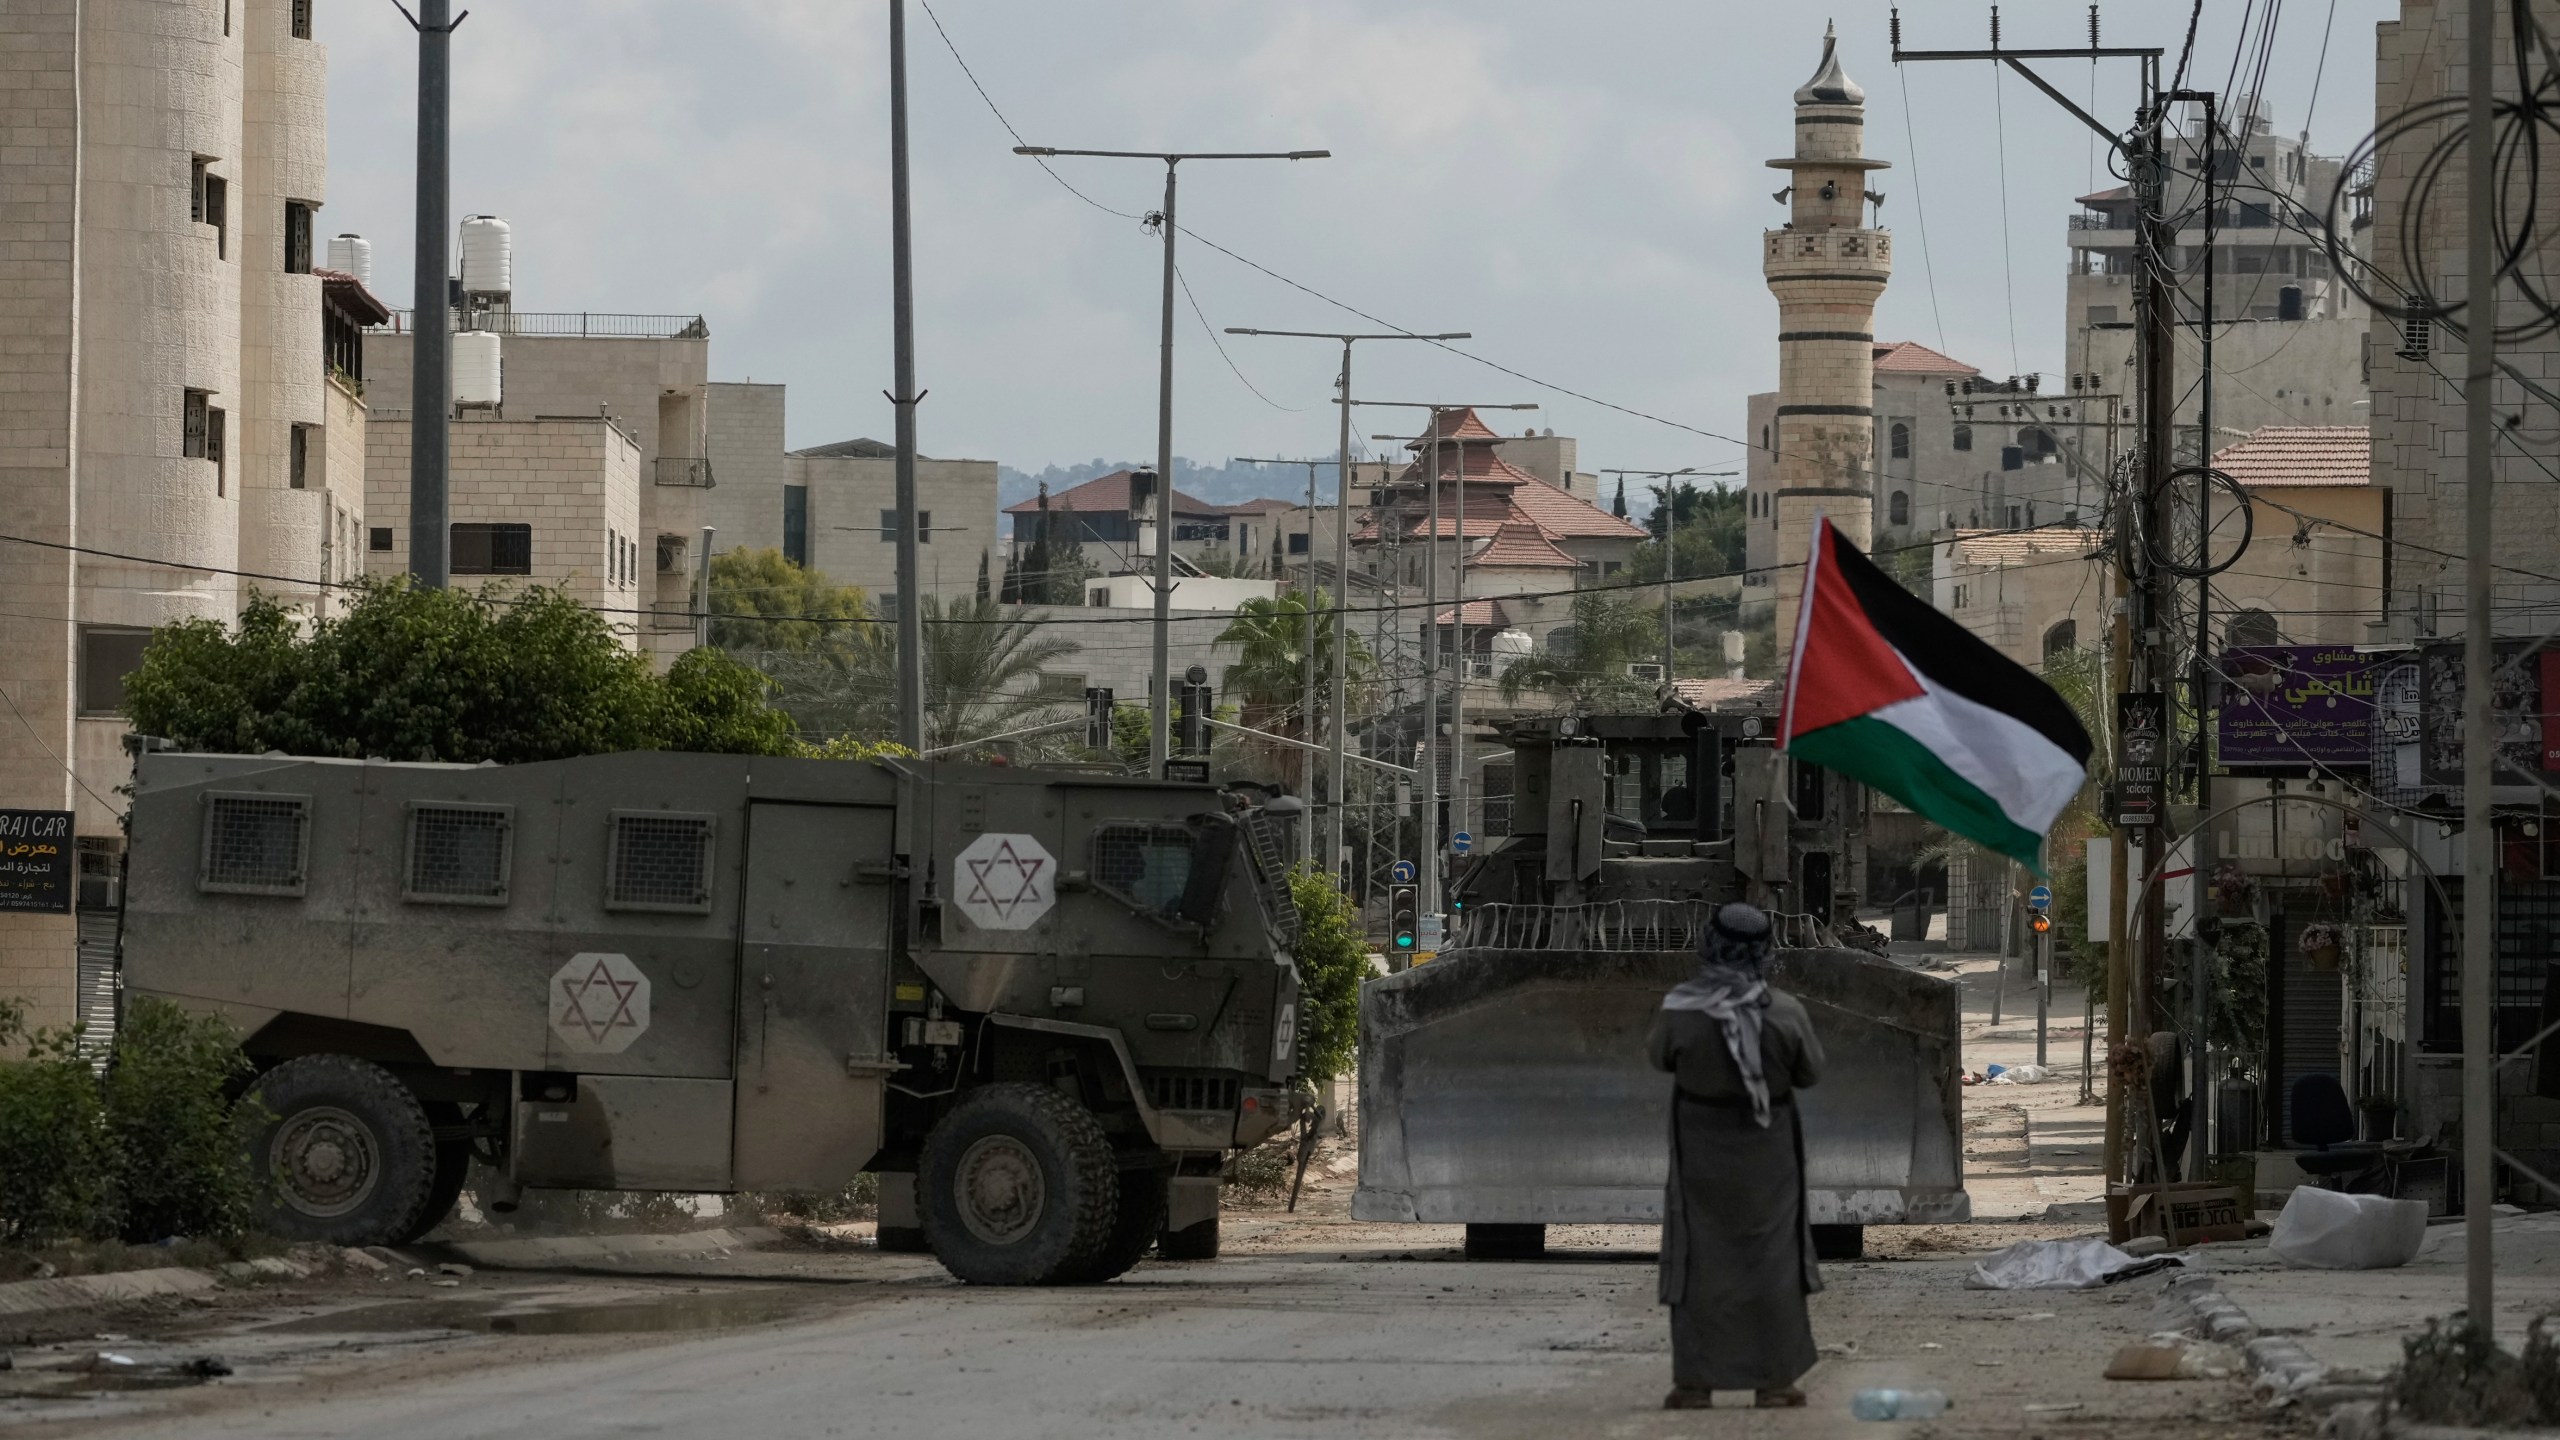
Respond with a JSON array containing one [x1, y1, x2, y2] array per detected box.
[[548, 952, 651, 1054], [953, 833, 1057, 931]]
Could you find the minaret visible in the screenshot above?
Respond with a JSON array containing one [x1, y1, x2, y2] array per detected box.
[[1765, 23, 1890, 668]]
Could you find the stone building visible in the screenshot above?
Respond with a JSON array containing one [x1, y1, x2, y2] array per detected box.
[[1759, 24, 1890, 667], [786, 438, 1000, 605], [1, 0, 370, 1032]]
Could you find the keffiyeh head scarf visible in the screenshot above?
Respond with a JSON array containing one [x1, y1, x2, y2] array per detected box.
[[1660, 902, 1778, 1126]]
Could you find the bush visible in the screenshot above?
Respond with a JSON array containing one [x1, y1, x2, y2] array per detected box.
[[1287, 868, 1367, 1083], [103, 998, 257, 1243], [0, 1019, 112, 1245]]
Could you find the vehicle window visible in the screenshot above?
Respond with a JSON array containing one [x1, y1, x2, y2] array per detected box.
[[1091, 822, 1195, 914], [1605, 745, 1695, 833]]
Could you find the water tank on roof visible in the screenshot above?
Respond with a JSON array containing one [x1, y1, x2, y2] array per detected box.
[[459, 215, 512, 298], [325, 233, 372, 288], [1489, 628, 1535, 669], [452, 330, 502, 411]]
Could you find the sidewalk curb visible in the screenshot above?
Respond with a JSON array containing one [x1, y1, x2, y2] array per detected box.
[[0, 1266, 221, 1319], [2157, 1273, 2395, 1430], [421, 1225, 785, 1270]]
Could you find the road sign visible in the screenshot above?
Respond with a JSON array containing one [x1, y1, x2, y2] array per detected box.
[[1390, 859, 1416, 884], [1418, 913, 1444, 951], [1450, 831, 1472, 855], [2027, 884, 2053, 911]]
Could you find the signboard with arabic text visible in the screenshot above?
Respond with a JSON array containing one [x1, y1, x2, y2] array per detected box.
[[2217, 645, 2380, 768], [0, 809, 73, 914]]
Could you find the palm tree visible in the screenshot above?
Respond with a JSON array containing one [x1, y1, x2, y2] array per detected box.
[[761, 593, 1081, 753], [1214, 591, 1375, 783]]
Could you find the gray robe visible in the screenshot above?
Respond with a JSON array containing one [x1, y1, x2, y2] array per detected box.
[[1647, 988, 1826, 1392]]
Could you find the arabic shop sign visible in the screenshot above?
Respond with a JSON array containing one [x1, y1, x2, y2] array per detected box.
[[2217, 646, 2379, 767], [0, 809, 73, 914]]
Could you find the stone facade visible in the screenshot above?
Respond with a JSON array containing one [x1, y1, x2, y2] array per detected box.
[[0, 0, 348, 1031], [793, 450, 1002, 604], [363, 416, 644, 641], [1762, 27, 1889, 668], [703, 380, 786, 554]]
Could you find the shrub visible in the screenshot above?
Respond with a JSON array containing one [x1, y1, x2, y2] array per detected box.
[[103, 998, 256, 1243], [1287, 867, 1367, 1083], [0, 1018, 112, 1245]]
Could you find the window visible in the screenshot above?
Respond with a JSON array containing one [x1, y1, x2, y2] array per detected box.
[[2227, 608, 2281, 649], [2399, 317, 2431, 360], [1091, 822, 1197, 915], [405, 803, 512, 905], [183, 389, 210, 458], [1952, 584, 1970, 609], [1888, 491, 1910, 526], [450, 522, 532, 575], [2239, 202, 2271, 228], [1889, 422, 1910, 460], [878, 508, 933, 543], [1089, 587, 1110, 607], [1035, 672, 1086, 698], [369, 526, 392, 552], [1287, 532, 1309, 555], [283, 200, 313, 274], [288, 423, 313, 489], [2085, 305, 2119, 325], [2042, 620, 2078, 659], [1952, 424, 1973, 452], [191, 160, 227, 259], [222, 0, 231, 34], [78, 627, 152, 715], [290, 0, 311, 38], [1760, 425, 1770, 450], [199, 793, 309, 897], [605, 812, 715, 913], [782, 485, 808, 567]]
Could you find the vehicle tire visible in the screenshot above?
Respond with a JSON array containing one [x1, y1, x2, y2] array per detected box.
[[1157, 1214, 1218, 1261], [1056, 1166, 1166, 1284], [1463, 1222, 1546, 1259], [875, 1226, 932, 1254], [918, 1083, 1118, 1286], [245, 1055, 439, 1247], [1811, 1223, 1865, 1261]]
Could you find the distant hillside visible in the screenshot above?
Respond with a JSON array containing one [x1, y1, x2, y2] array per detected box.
[[997, 458, 1330, 532]]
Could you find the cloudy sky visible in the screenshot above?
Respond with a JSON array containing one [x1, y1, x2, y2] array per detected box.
[[322, 1, 2395, 481]]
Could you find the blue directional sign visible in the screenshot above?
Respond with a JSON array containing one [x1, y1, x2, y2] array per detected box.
[[2027, 884, 2053, 911], [1390, 859, 1417, 884], [1450, 831, 1473, 856]]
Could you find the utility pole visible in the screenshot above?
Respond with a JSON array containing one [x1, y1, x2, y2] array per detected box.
[[1601, 467, 1735, 679], [1232, 455, 1342, 864], [1365, 400, 1537, 916], [888, 0, 925, 753], [1226, 328, 1468, 883], [2460, 0, 2498, 1330], [1015, 147, 1328, 772], [1892, 9, 2169, 1189], [402, 0, 463, 589]]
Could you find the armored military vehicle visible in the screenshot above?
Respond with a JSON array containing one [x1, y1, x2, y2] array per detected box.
[[120, 748, 1305, 1285], [1355, 707, 1967, 1259]]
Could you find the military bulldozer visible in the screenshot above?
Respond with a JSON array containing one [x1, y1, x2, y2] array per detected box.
[[1354, 708, 1968, 1259], [119, 748, 1306, 1285]]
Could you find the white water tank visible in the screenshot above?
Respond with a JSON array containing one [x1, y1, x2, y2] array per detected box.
[[452, 330, 503, 410], [1489, 628, 1535, 669], [459, 215, 512, 298], [325, 233, 372, 288]]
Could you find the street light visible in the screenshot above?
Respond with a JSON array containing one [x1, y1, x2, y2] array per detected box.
[[1013, 146, 1330, 773], [1230, 454, 1339, 865], [1225, 326, 1468, 884]]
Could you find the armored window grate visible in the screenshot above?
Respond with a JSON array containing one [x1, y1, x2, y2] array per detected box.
[[404, 803, 512, 905], [1145, 1074, 1239, 1113], [1090, 823, 1196, 915], [199, 794, 309, 896], [606, 812, 715, 913]]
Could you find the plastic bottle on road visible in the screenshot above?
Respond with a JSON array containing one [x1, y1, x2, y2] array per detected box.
[[1850, 1388, 1951, 1420]]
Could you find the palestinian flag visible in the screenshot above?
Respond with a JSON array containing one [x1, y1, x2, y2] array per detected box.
[[1781, 519, 2093, 873]]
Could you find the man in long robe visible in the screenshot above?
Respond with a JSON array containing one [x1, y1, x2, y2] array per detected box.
[[1647, 902, 1826, 1409]]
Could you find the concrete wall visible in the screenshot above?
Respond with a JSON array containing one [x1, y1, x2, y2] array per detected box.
[[234, 0, 327, 599], [703, 380, 784, 552]]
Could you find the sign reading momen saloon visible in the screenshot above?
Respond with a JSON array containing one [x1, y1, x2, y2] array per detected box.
[[0, 809, 74, 915]]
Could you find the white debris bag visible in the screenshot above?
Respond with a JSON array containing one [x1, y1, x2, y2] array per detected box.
[[1964, 1238, 2185, 1290], [2266, 1186, 2428, 1270]]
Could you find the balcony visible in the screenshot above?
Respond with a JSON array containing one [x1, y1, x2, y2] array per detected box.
[[655, 456, 715, 488], [374, 310, 710, 340]]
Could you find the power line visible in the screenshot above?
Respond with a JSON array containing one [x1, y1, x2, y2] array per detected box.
[[1897, 63, 1951, 354]]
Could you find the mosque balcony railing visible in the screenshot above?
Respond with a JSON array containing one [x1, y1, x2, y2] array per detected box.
[[1761, 227, 1892, 272]]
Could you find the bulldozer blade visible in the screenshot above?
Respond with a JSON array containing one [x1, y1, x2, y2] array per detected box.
[[1352, 946, 1968, 1228]]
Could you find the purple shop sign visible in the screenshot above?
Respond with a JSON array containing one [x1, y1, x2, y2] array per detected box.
[[2217, 645, 2378, 767]]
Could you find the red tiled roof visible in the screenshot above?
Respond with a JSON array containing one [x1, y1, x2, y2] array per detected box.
[[1219, 497, 1298, 514], [1434, 599, 1512, 627], [2077, 185, 2133, 207], [1408, 408, 1508, 445], [1505, 475, 1648, 540], [315, 267, 392, 325], [1946, 527, 2107, 567], [2210, 425, 2372, 488], [1872, 340, 1980, 376], [1472, 521, 1581, 568], [1002, 469, 1222, 517]]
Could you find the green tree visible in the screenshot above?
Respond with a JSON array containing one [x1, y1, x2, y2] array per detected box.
[[763, 594, 1082, 753], [1286, 867, 1367, 1083], [1498, 590, 1660, 710], [1630, 482, 1746, 579], [708, 548, 867, 653], [1215, 592, 1373, 740], [125, 579, 799, 762]]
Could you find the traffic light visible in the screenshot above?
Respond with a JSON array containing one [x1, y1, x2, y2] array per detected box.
[[1084, 686, 1114, 749], [2030, 912, 2052, 935], [1388, 884, 1418, 951], [1177, 665, 1212, 755]]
